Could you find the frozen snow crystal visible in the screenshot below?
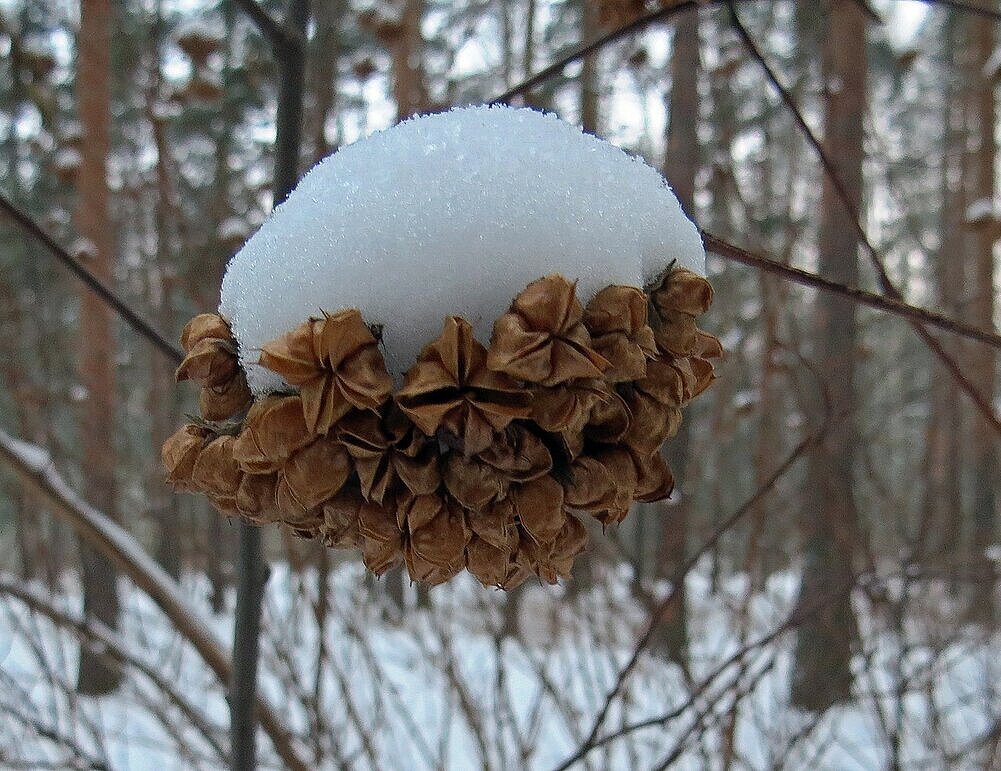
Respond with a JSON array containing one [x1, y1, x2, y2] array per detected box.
[[220, 105, 705, 392]]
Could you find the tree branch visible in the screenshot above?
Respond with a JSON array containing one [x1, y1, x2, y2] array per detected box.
[[231, 0, 301, 54], [229, 1, 309, 769], [558, 413, 836, 770], [0, 576, 228, 764], [702, 231, 1001, 348], [0, 193, 182, 364], [0, 427, 310, 771], [728, 2, 1001, 436]]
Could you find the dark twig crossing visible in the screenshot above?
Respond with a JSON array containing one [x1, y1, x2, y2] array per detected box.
[[727, 2, 1001, 436]]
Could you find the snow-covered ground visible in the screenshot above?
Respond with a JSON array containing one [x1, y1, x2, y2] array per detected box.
[[1, 557, 998, 769]]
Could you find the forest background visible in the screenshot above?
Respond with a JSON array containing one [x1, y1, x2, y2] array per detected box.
[[0, 0, 999, 768]]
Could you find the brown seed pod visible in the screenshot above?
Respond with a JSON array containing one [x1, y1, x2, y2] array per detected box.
[[161, 424, 208, 491], [487, 275, 610, 386], [338, 408, 440, 504], [583, 285, 657, 382], [235, 472, 281, 524], [191, 435, 242, 500], [167, 265, 719, 588], [277, 435, 353, 514], [259, 309, 393, 435], [180, 313, 233, 352], [397, 316, 530, 456], [231, 395, 313, 474], [199, 376, 253, 422]]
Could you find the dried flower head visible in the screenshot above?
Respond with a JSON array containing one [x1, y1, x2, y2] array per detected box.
[[488, 275, 610, 386], [398, 316, 530, 455], [259, 309, 393, 435]]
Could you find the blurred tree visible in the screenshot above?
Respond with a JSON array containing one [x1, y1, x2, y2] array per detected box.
[[74, 0, 122, 695], [790, 0, 867, 712], [652, 8, 700, 664], [968, 3, 997, 623]]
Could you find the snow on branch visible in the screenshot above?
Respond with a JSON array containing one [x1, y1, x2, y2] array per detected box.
[[0, 427, 309, 771]]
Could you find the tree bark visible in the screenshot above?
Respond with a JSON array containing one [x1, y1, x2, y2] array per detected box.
[[651, 9, 700, 664], [968, 5, 998, 623], [74, 0, 122, 696], [790, 0, 866, 712], [230, 3, 308, 769]]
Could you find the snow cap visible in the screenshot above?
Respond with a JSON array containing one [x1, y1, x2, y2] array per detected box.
[[220, 105, 704, 392]]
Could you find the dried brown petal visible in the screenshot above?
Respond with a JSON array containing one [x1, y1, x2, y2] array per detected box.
[[362, 537, 403, 576], [487, 275, 610, 386], [652, 308, 701, 358], [208, 495, 240, 518], [534, 512, 589, 583], [443, 454, 507, 510], [191, 435, 242, 498], [632, 450, 674, 503], [621, 386, 683, 455], [162, 424, 207, 490], [320, 488, 366, 548], [563, 456, 617, 512], [338, 409, 440, 504], [530, 378, 608, 434], [478, 424, 552, 482], [259, 309, 393, 435], [549, 513, 588, 569], [585, 388, 632, 445], [176, 338, 239, 387], [232, 396, 312, 474], [180, 313, 232, 352], [649, 268, 714, 317], [398, 316, 530, 456], [589, 447, 638, 525], [236, 472, 280, 523], [279, 436, 353, 512], [199, 375, 252, 422], [467, 498, 518, 551], [407, 497, 469, 568], [465, 536, 511, 587], [583, 285, 657, 382], [511, 476, 566, 545]]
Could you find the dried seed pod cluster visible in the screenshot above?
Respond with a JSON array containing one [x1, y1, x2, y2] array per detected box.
[[162, 268, 720, 589]]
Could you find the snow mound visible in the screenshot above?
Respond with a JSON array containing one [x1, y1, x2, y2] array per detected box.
[[220, 105, 704, 392]]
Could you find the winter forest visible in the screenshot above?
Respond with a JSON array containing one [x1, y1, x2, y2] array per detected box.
[[1, 0, 1000, 768]]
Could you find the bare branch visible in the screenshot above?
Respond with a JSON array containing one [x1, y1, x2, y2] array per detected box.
[[702, 231, 1001, 349], [727, 2, 1001, 436], [557, 414, 837, 770], [0, 192, 182, 364], [231, 0, 301, 54], [0, 576, 228, 764]]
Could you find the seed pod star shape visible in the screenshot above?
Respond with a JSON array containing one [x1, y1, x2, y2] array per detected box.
[[258, 309, 394, 435], [397, 316, 530, 456]]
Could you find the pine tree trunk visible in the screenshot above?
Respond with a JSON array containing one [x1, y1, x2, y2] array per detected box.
[[651, 10, 700, 663], [921, 14, 964, 572], [968, 6, 998, 623], [75, 0, 122, 696], [392, 0, 429, 120], [579, 0, 602, 135], [790, 0, 866, 712]]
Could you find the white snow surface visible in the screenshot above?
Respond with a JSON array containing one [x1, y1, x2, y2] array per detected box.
[[219, 105, 705, 393]]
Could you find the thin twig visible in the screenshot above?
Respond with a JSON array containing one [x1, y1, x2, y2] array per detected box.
[[558, 413, 835, 770], [0, 193, 182, 364], [231, 0, 301, 54], [702, 231, 1001, 348], [727, 2, 1001, 436], [490, 0, 731, 105]]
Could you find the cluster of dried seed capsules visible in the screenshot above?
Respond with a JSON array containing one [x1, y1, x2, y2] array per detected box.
[[162, 267, 720, 589]]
